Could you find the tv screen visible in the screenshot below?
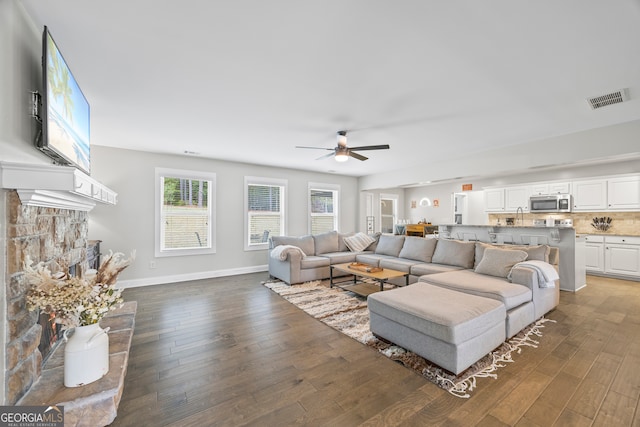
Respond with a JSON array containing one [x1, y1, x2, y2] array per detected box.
[[38, 26, 90, 174]]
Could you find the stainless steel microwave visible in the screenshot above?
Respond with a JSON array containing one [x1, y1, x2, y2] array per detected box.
[[529, 194, 572, 213]]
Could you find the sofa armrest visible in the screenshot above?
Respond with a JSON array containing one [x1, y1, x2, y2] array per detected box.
[[268, 249, 304, 284], [510, 265, 559, 319]]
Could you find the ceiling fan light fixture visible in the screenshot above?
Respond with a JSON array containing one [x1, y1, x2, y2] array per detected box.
[[335, 151, 349, 162]]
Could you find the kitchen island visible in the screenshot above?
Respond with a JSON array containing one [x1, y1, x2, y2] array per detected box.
[[438, 224, 586, 292]]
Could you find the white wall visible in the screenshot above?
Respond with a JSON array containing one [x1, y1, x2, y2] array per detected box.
[[0, 0, 56, 405], [89, 146, 360, 286], [0, 0, 53, 164], [359, 120, 640, 191]]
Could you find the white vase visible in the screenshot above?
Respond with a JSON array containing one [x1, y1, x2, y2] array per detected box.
[[63, 323, 110, 387]]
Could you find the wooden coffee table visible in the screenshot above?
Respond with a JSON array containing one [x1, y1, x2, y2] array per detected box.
[[329, 262, 409, 297]]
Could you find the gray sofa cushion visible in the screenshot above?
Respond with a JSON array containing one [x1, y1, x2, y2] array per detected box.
[[398, 236, 438, 262], [271, 235, 315, 256], [365, 232, 382, 252], [313, 231, 339, 254], [474, 242, 550, 268], [420, 270, 532, 310], [411, 263, 466, 276], [375, 235, 405, 257], [379, 257, 421, 273], [368, 282, 505, 345], [338, 232, 355, 251], [474, 247, 528, 278], [355, 253, 396, 267], [300, 256, 330, 269], [320, 251, 358, 264], [431, 239, 476, 269]]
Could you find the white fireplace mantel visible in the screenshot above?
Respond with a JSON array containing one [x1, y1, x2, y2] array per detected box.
[[0, 162, 117, 211]]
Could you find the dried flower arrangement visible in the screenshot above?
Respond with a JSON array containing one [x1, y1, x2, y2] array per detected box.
[[24, 251, 135, 328]]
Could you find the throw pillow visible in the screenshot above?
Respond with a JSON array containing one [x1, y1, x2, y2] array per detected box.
[[431, 239, 476, 269], [475, 247, 528, 278], [398, 236, 438, 262], [474, 242, 551, 268], [344, 232, 376, 252]]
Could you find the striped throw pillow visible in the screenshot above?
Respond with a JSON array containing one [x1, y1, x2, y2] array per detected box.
[[343, 232, 376, 252]]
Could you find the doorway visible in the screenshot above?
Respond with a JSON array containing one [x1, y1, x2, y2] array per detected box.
[[453, 193, 467, 224]]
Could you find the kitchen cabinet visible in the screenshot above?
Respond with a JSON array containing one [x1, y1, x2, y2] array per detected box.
[[484, 188, 505, 212], [505, 186, 530, 212], [584, 235, 604, 272], [530, 182, 571, 196], [573, 179, 607, 211], [549, 182, 571, 194], [605, 236, 640, 277], [607, 176, 640, 210], [530, 184, 549, 196], [484, 186, 529, 212]]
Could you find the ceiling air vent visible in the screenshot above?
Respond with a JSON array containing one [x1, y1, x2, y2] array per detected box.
[[587, 88, 629, 110]]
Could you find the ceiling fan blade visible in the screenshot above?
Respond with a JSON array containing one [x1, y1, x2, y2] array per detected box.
[[349, 151, 368, 161], [296, 146, 334, 150], [348, 144, 390, 151], [316, 151, 336, 160]]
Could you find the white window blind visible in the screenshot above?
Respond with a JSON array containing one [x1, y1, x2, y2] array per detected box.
[[309, 184, 339, 234], [245, 177, 287, 250]]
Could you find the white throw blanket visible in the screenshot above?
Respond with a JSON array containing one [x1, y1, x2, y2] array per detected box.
[[510, 260, 559, 288], [270, 245, 306, 261]]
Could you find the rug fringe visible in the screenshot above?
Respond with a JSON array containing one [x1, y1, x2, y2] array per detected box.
[[263, 279, 555, 399], [439, 317, 556, 398]]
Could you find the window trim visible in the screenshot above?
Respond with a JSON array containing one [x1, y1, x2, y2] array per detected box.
[[308, 182, 340, 234], [244, 176, 287, 251], [155, 167, 216, 258]]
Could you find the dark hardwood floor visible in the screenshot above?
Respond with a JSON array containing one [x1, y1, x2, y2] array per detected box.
[[109, 273, 640, 426]]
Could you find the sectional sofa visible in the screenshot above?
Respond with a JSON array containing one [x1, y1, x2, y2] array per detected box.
[[268, 231, 560, 374]]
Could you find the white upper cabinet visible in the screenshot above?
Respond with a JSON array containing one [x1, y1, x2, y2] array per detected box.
[[484, 174, 639, 214], [549, 182, 571, 194], [607, 176, 640, 209], [484, 188, 505, 212], [530, 184, 549, 196], [505, 186, 530, 212], [573, 179, 607, 211], [530, 182, 570, 196]]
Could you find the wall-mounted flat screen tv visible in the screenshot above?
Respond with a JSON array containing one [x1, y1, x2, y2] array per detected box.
[[37, 26, 90, 174]]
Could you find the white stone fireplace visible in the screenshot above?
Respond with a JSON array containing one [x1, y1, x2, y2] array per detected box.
[[0, 162, 117, 405]]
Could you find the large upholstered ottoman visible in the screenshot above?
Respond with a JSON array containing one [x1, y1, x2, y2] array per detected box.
[[368, 283, 506, 374]]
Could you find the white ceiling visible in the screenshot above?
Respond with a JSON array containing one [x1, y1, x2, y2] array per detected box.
[[21, 1, 640, 179]]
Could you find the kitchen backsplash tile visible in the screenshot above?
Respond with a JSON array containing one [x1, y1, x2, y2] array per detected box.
[[488, 212, 640, 236]]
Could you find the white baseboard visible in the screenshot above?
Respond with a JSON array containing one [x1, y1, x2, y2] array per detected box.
[[118, 264, 269, 288]]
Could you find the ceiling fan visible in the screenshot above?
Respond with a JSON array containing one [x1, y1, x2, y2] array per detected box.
[[296, 130, 390, 162]]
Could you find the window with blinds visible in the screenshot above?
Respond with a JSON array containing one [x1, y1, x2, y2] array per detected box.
[[155, 168, 216, 257], [309, 184, 339, 234], [245, 177, 287, 250]]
